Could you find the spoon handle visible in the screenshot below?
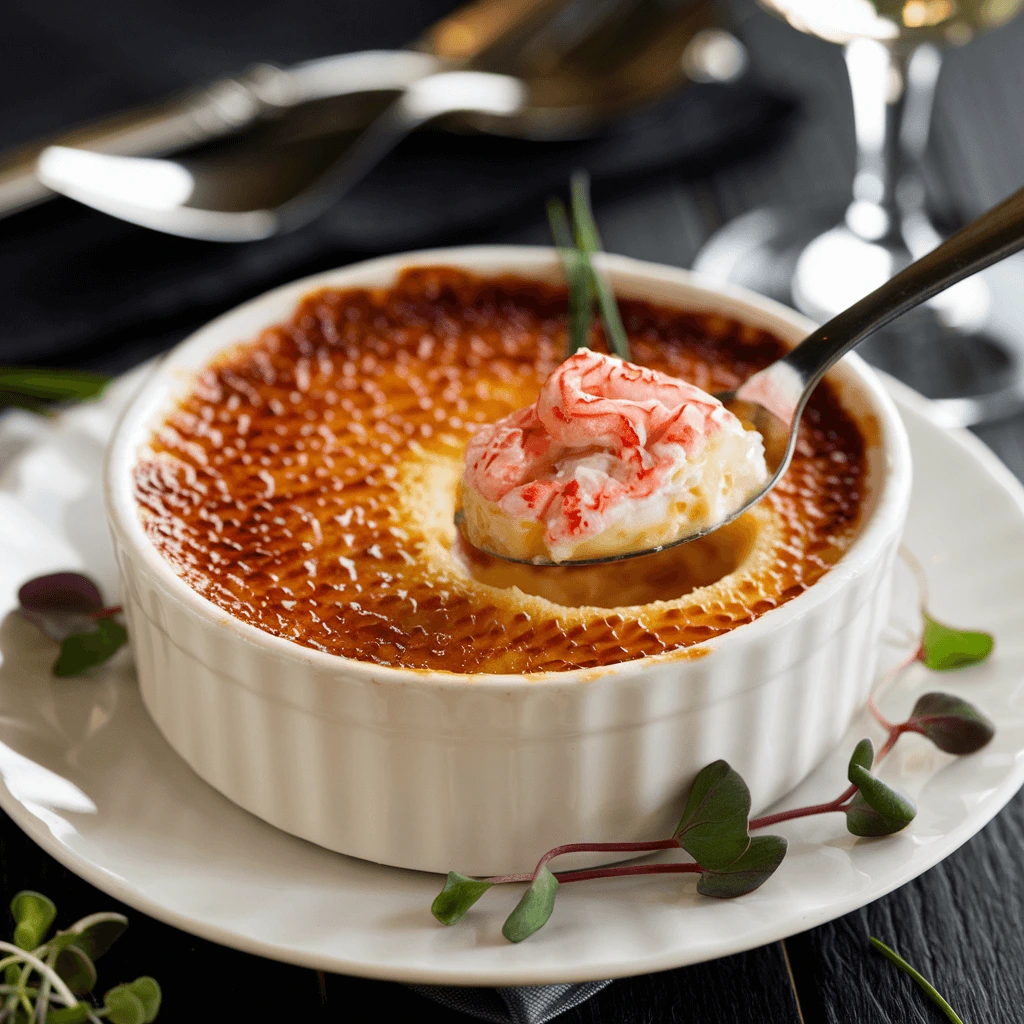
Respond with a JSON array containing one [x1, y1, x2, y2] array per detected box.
[[745, 183, 1024, 422], [276, 72, 527, 232]]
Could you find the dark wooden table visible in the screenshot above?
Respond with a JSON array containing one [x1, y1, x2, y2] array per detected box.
[[3, 2, 1024, 1020]]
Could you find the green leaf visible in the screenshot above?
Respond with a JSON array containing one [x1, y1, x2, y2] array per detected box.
[[45, 1004, 91, 1024], [569, 172, 631, 360], [18, 573, 103, 616], [909, 692, 995, 755], [844, 793, 908, 837], [60, 912, 129, 962], [102, 985, 147, 1024], [126, 977, 160, 1023], [849, 765, 916, 823], [10, 890, 56, 950], [53, 618, 128, 677], [431, 872, 494, 926], [0, 389, 56, 414], [674, 760, 751, 870], [870, 937, 964, 1024], [921, 613, 993, 671], [547, 198, 594, 355], [848, 738, 874, 778], [847, 737, 915, 834], [846, 765, 916, 836], [0, 368, 110, 403], [697, 835, 788, 898], [502, 867, 559, 943], [55, 944, 97, 995], [18, 573, 106, 642]]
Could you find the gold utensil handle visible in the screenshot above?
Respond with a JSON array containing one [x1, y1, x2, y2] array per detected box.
[[425, 0, 562, 61]]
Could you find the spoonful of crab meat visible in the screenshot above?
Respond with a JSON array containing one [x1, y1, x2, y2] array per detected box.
[[458, 348, 768, 565], [458, 183, 1024, 566]]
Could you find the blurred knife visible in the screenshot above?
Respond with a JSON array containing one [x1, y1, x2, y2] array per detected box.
[[0, 0, 563, 219]]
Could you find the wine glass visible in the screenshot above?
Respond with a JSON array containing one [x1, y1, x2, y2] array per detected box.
[[693, 0, 1024, 426]]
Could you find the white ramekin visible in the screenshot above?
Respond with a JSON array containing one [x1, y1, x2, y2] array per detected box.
[[105, 247, 912, 876]]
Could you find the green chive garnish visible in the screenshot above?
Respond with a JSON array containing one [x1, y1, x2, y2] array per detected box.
[[569, 171, 630, 360], [546, 198, 594, 355]]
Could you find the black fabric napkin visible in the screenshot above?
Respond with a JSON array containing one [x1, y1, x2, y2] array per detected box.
[[411, 980, 613, 1022], [1, 0, 795, 373]]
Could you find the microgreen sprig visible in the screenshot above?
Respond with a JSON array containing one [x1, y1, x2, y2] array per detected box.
[[432, 554, 996, 942], [0, 890, 159, 1024], [16, 572, 126, 677], [870, 937, 964, 1024], [433, 760, 787, 943], [921, 615, 994, 671], [900, 545, 994, 671], [546, 172, 631, 361]]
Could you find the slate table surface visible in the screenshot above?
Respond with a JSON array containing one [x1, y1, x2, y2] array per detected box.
[[3, 1, 1024, 1021]]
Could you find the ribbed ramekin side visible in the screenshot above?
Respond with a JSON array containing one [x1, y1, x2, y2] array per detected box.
[[101, 244, 912, 875], [114, 522, 902, 876]]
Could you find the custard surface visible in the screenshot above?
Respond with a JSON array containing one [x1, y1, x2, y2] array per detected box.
[[134, 268, 867, 674]]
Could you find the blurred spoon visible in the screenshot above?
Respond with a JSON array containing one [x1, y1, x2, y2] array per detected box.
[[35, 0, 738, 241], [0, 0, 572, 220], [36, 72, 528, 241], [462, 181, 1024, 566]]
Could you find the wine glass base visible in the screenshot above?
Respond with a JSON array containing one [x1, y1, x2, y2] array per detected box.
[[692, 202, 1024, 427]]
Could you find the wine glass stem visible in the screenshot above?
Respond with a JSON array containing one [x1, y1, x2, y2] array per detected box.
[[844, 38, 943, 247]]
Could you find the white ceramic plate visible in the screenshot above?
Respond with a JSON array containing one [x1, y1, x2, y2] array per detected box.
[[0, 371, 1022, 986]]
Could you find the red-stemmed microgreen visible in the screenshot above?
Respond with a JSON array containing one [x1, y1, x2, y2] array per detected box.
[[695, 836, 789, 898], [17, 573, 104, 627], [52, 618, 129, 678], [673, 759, 752, 869], [431, 873, 496, 927], [502, 867, 560, 943], [0, 890, 159, 1023], [899, 545, 994, 670], [904, 692, 995, 754], [432, 552, 997, 942], [16, 572, 126, 677], [921, 614, 994, 671], [844, 738, 918, 837], [870, 937, 964, 1024], [432, 760, 788, 942], [546, 172, 631, 361]]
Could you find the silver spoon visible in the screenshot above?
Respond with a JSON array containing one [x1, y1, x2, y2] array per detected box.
[[0, 0, 570, 220], [33, 1, 736, 242], [36, 71, 531, 242], [461, 181, 1024, 566]]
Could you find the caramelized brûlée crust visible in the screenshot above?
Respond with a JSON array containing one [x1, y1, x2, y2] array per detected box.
[[134, 268, 867, 674]]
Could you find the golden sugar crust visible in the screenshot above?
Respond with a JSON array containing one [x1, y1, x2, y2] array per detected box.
[[133, 268, 867, 674]]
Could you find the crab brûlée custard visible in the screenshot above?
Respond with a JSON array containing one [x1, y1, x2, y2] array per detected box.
[[134, 268, 867, 674]]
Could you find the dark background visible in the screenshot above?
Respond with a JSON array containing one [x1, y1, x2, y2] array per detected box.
[[3, 0, 1024, 1020]]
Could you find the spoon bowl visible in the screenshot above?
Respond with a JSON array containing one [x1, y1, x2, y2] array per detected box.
[[453, 395, 791, 567], [461, 181, 1024, 566]]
